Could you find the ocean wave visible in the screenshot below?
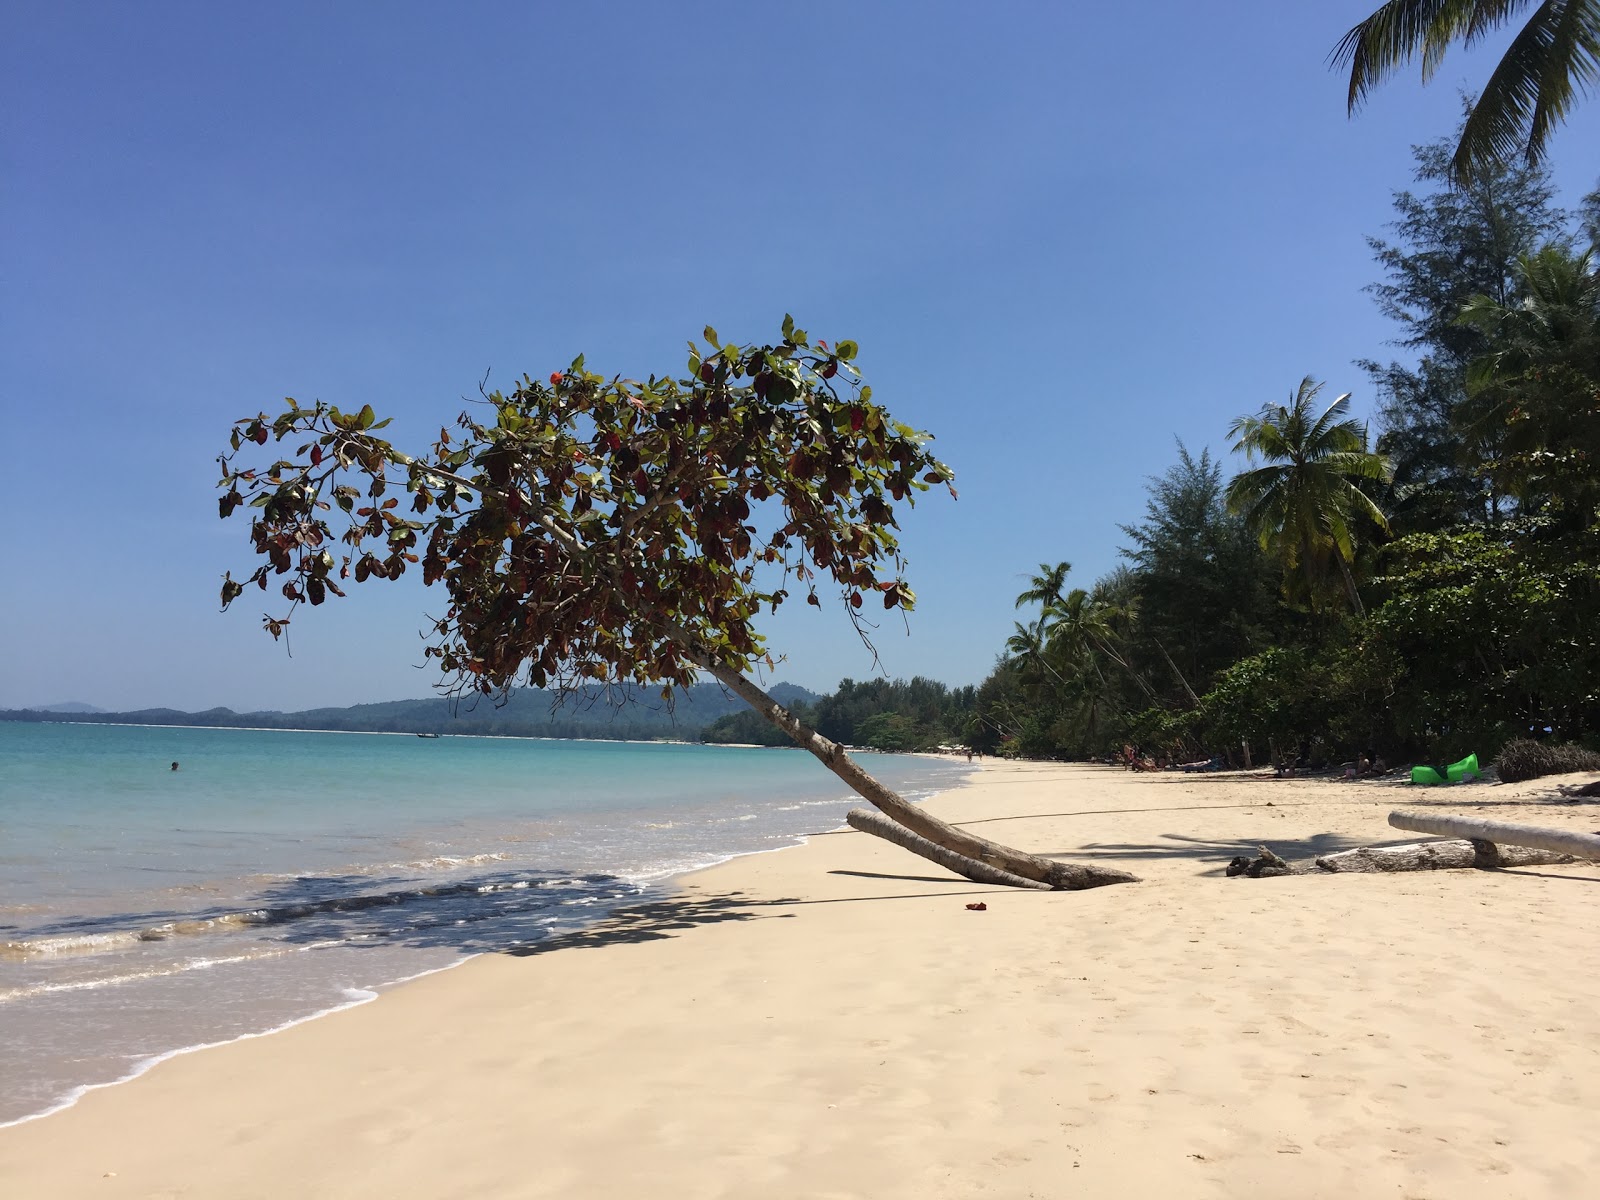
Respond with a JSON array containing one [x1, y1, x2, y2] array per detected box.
[[0, 942, 333, 1002], [0, 872, 624, 961]]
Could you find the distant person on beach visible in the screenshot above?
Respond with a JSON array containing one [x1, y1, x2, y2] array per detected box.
[[170, 762, 179, 771]]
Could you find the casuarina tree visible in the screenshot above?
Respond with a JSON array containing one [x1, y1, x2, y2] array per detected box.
[[217, 320, 1136, 891]]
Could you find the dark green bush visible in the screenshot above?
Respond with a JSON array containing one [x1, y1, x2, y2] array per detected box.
[[1494, 739, 1600, 783]]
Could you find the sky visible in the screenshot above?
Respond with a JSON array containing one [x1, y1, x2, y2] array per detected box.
[[3, 1, 1597, 713]]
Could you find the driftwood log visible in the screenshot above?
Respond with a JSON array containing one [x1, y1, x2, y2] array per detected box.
[[843, 808, 1138, 891], [1388, 811, 1600, 861], [1315, 840, 1577, 873]]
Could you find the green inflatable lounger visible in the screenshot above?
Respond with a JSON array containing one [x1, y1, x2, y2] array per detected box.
[[1411, 753, 1480, 785]]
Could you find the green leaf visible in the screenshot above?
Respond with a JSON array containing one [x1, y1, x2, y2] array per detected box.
[[836, 340, 859, 361], [781, 314, 795, 340], [703, 325, 720, 347], [358, 404, 376, 429]]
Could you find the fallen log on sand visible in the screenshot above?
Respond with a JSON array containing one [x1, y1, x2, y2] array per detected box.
[[1315, 840, 1576, 873], [1388, 811, 1600, 862], [843, 809, 1139, 890]]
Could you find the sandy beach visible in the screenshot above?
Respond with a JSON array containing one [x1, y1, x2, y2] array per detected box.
[[3, 760, 1597, 1198]]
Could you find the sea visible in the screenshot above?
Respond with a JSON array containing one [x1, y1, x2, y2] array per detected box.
[[0, 721, 971, 1126]]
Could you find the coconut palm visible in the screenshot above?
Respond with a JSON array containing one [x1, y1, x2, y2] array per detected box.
[[1457, 244, 1600, 513], [1044, 587, 1158, 703], [1014, 561, 1073, 611], [1004, 618, 1073, 691], [1332, 0, 1600, 184], [1226, 378, 1393, 617]]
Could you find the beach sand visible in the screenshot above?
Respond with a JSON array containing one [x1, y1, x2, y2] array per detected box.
[[3, 761, 1597, 1198]]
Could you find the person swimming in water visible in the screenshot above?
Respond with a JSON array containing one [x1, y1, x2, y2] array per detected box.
[[170, 761, 179, 771]]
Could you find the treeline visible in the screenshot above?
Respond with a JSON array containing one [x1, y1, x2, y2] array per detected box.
[[8, 677, 983, 755], [972, 133, 1599, 769], [1, 682, 820, 741], [701, 676, 977, 751]]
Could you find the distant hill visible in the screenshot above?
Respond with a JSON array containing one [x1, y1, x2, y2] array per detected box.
[[0, 682, 821, 741], [28, 701, 106, 714]]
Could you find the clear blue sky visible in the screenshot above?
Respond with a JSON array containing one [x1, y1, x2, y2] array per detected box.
[[3, 2, 1596, 712]]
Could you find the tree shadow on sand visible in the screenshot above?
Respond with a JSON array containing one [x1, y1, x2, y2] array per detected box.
[[502, 890, 792, 955]]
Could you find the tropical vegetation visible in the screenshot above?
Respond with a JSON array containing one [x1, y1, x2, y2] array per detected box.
[[971, 131, 1600, 770]]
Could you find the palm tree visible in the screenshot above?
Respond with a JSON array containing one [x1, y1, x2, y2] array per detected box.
[[1457, 245, 1600, 514], [1044, 587, 1159, 703], [1004, 618, 1073, 691], [1226, 378, 1393, 617], [1332, 0, 1600, 184], [1014, 561, 1073, 611]]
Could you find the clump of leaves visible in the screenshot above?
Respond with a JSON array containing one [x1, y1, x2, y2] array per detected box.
[[217, 319, 955, 701], [1495, 738, 1600, 783]]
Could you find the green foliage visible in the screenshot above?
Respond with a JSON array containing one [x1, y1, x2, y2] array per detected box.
[[1370, 523, 1600, 753], [1362, 134, 1566, 530], [219, 322, 953, 702], [1458, 245, 1600, 526], [1119, 443, 1280, 696], [1226, 378, 1392, 614], [808, 676, 974, 751], [701, 706, 810, 746], [855, 712, 924, 752], [1332, 2, 1600, 182], [1494, 738, 1600, 783], [977, 148, 1598, 770]]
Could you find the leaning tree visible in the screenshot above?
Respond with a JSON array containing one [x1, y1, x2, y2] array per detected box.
[[217, 320, 1136, 891]]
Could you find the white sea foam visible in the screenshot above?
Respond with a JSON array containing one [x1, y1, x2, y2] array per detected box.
[[0, 983, 388, 1129], [1, 723, 973, 1126]]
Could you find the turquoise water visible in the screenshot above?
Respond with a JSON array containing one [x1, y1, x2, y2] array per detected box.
[[0, 722, 969, 1124]]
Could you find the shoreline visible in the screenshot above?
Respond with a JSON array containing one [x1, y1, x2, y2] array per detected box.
[[0, 748, 972, 1128], [3, 761, 1597, 1197]]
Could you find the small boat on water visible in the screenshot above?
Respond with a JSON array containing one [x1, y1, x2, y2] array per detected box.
[[415, 732, 441, 739]]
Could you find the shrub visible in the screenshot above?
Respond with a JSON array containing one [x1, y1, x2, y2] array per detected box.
[[1494, 739, 1600, 783]]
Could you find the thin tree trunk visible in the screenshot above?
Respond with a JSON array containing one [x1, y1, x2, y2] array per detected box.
[[695, 658, 1139, 891], [1335, 552, 1366, 618], [1154, 639, 1200, 705], [1091, 634, 1159, 703]]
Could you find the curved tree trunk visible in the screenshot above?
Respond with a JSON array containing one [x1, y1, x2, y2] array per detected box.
[[845, 809, 1052, 888], [697, 658, 1139, 891]]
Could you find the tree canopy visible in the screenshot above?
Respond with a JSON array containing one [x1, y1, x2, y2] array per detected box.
[[219, 319, 951, 701]]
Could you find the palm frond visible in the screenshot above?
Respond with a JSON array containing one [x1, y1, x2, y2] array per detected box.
[[1332, 1, 1527, 110], [1459, 0, 1580, 178]]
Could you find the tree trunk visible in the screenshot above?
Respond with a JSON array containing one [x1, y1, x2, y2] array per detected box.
[[696, 659, 1139, 891], [1388, 811, 1600, 861], [1335, 552, 1366, 619], [845, 809, 1051, 889], [1154, 639, 1200, 706], [1314, 839, 1576, 873]]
